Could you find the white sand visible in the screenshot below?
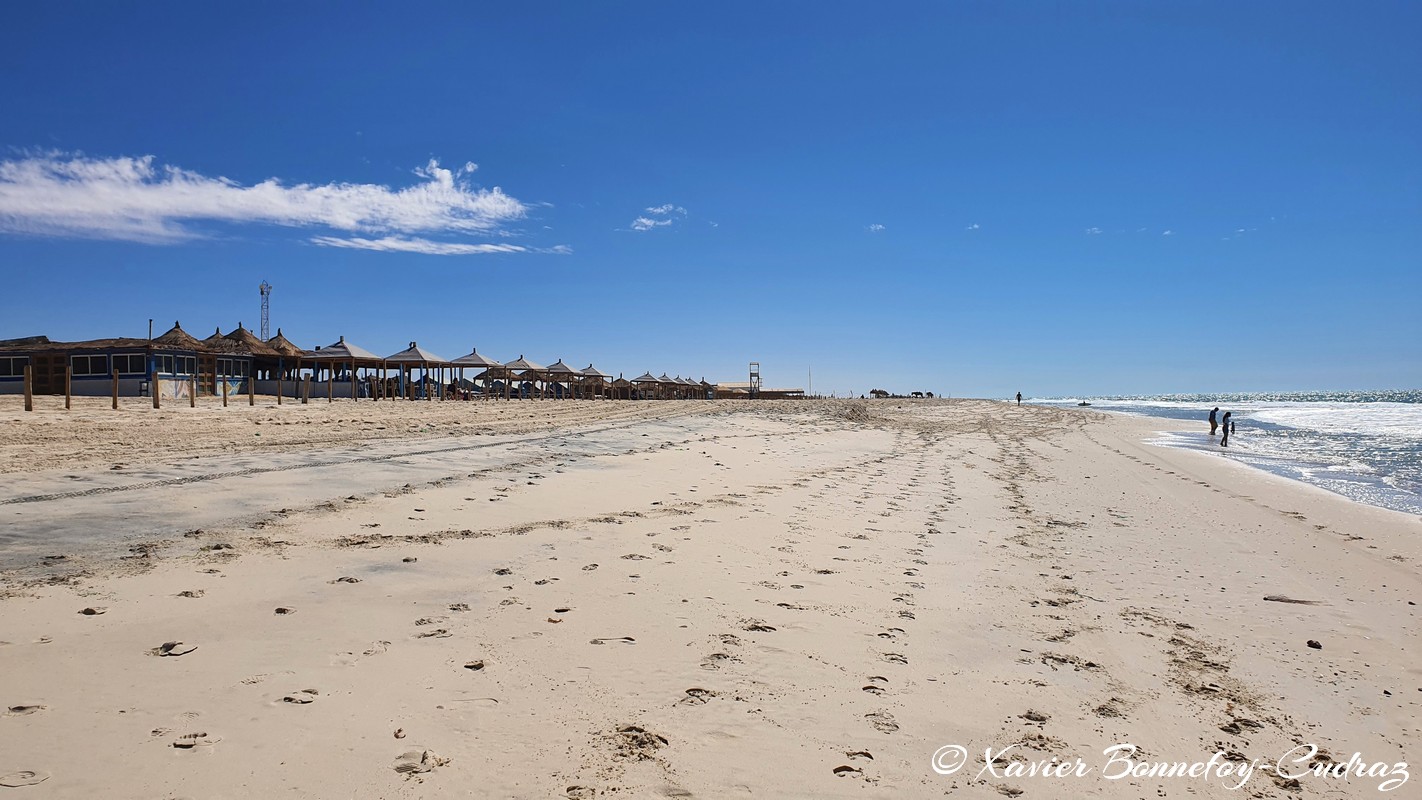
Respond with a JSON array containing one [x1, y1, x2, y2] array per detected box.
[[0, 398, 1417, 798]]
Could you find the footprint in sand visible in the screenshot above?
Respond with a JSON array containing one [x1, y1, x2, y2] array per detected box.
[[448, 603, 471, 612], [565, 786, 595, 799], [77, 607, 107, 616], [274, 607, 296, 615], [882, 653, 908, 665], [176, 590, 205, 598], [862, 685, 886, 695], [865, 711, 899, 733], [171, 732, 221, 749], [151, 641, 198, 657], [4, 704, 47, 716], [581, 564, 598, 571], [393, 749, 450, 777], [281, 689, 320, 704], [833, 765, 865, 778], [415, 628, 452, 639], [0, 770, 50, 787], [590, 637, 636, 645], [699, 652, 739, 670], [330, 576, 362, 584]]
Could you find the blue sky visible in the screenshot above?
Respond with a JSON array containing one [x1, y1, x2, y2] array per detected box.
[[1, 1, 1418, 397]]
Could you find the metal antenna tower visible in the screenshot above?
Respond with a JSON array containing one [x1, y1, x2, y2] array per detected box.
[[259, 281, 272, 340]]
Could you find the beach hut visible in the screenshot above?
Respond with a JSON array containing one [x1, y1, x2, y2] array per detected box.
[[302, 336, 384, 400], [699, 378, 714, 400], [544, 359, 581, 400], [449, 348, 504, 399], [223, 324, 283, 386], [501, 355, 546, 399], [581, 364, 612, 400], [0, 334, 163, 398], [384, 342, 451, 401]]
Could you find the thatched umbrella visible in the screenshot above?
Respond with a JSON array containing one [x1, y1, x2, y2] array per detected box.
[[450, 347, 504, 400], [303, 336, 384, 401], [502, 355, 546, 399], [611, 374, 634, 400], [658, 373, 680, 400], [544, 359, 581, 400], [384, 342, 451, 401], [581, 364, 612, 400], [632, 371, 661, 401]]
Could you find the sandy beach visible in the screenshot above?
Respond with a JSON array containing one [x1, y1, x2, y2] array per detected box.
[[1, 397, 1417, 798]]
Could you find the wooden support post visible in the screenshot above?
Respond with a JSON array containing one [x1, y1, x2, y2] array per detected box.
[[23, 365, 33, 412], [113, 369, 120, 410], [222, 377, 228, 407], [327, 367, 333, 402], [248, 374, 255, 406], [65, 365, 72, 410], [277, 375, 283, 405], [152, 371, 160, 409], [303, 375, 310, 404], [190, 377, 196, 408], [350, 361, 356, 403]]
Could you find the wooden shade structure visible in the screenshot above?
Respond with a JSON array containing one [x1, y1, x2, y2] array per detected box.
[[632, 371, 661, 400], [449, 348, 504, 399], [581, 364, 612, 400], [384, 342, 451, 401], [302, 336, 384, 401], [501, 355, 546, 399], [544, 359, 581, 400]]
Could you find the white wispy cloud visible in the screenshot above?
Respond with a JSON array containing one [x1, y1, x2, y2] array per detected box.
[[1085, 227, 1103, 235], [866, 223, 886, 233], [0, 152, 545, 254], [310, 235, 570, 256], [1162, 229, 1175, 236], [965, 223, 980, 231], [627, 202, 688, 232], [630, 216, 674, 231]]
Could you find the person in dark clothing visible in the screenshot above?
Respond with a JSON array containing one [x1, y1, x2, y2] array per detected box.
[[1220, 411, 1232, 447], [1230, 419, 1236, 435], [1016, 392, 1022, 406], [1208, 407, 1219, 437]]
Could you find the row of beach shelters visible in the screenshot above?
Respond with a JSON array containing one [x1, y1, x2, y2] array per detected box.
[[0, 321, 301, 400], [1, 321, 721, 401]]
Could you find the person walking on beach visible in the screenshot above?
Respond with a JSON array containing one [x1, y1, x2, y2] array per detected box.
[[1220, 411, 1232, 447], [1209, 407, 1219, 437], [1016, 392, 1022, 406]]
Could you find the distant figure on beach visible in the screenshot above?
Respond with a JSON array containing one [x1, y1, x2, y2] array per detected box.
[[1016, 392, 1022, 406], [1209, 407, 1219, 437], [1230, 419, 1236, 435], [1220, 411, 1232, 447]]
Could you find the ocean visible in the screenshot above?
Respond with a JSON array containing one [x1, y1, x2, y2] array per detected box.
[[1031, 390, 1422, 517]]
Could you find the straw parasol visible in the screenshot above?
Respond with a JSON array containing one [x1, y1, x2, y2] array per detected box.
[[581, 364, 612, 400], [450, 347, 505, 399], [632, 371, 661, 400], [384, 342, 451, 401], [502, 355, 546, 399], [303, 336, 385, 401], [544, 359, 581, 400]]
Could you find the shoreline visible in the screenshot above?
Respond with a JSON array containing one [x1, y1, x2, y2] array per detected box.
[[1055, 402, 1422, 520], [1, 400, 1417, 798]]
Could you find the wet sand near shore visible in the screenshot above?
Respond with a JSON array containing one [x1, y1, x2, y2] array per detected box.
[[0, 399, 1417, 798]]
